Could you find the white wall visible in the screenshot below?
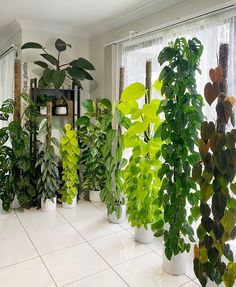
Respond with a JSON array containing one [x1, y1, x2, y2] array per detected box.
[[89, 0, 234, 100]]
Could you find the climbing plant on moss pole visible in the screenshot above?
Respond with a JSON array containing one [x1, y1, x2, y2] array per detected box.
[[153, 38, 204, 260], [193, 63, 236, 287]]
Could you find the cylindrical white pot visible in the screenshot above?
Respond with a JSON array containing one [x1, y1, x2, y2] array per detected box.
[[89, 190, 101, 202], [163, 251, 186, 276], [55, 106, 67, 115], [40, 106, 47, 115], [108, 204, 126, 224], [135, 224, 154, 244], [11, 195, 21, 209], [41, 197, 57, 212], [206, 280, 224, 287], [62, 196, 77, 209]]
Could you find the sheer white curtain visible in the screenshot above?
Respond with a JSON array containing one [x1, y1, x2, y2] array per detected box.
[[122, 8, 236, 122]]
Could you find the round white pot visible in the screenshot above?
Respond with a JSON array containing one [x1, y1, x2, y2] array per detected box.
[[162, 251, 186, 276], [206, 280, 224, 287], [41, 196, 57, 212], [108, 204, 126, 224], [62, 196, 77, 209], [135, 224, 154, 244], [55, 106, 67, 115], [89, 190, 101, 202], [40, 106, 47, 115]]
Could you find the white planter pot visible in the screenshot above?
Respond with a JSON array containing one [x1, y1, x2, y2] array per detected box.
[[41, 197, 57, 212], [55, 106, 67, 115], [89, 190, 101, 202], [135, 224, 154, 244], [163, 251, 186, 276], [206, 280, 224, 287], [108, 204, 126, 224], [11, 195, 21, 209], [40, 106, 47, 115], [62, 196, 77, 209]]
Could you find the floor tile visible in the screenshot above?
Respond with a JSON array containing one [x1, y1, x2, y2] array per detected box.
[[57, 201, 103, 223], [18, 210, 66, 232], [29, 223, 85, 255], [147, 237, 163, 256], [0, 257, 56, 287], [0, 235, 38, 268], [119, 220, 132, 230], [114, 252, 190, 287], [42, 242, 108, 286], [66, 269, 127, 287], [194, 279, 201, 286], [91, 201, 107, 214], [0, 217, 25, 240], [0, 205, 16, 220], [90, 230, 151, 266], [72, 214, 123, 241], [182, 281, 200, 287]]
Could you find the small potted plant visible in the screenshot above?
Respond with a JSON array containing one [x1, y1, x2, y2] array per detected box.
[[59, 123, 80, 208], [37, 94, 48, 115], [117, 82, 163, 243]]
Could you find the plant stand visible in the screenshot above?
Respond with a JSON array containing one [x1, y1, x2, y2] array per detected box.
[[135, 225, 154, 244], [162, 251, 186, 276]]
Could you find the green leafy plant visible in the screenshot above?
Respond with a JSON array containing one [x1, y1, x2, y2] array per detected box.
[[153, 38, 204, 259], [59, 123, 80, 204], [193, 65, 236, 287], [21, 39, 95, 89], [117, 82, 162, 228], [36, 119, 60, 203]]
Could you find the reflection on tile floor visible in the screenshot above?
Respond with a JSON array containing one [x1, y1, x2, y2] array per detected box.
[[0, 200, 232, 287]]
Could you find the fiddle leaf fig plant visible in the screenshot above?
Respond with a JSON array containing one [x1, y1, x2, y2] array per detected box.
[[117, 82, 162, 228], [21, 39, 95, 89], [153, 38, 204, 260], [59, 123, 80, 204]]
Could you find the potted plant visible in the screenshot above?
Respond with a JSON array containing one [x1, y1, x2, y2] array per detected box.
[[59, 123, 80, 208], [37, 94, 48, 115], [193, 57, 236, 286], [36, 118, 61, 212], [152, 37, 204, 275], [117, 82, 163, 243]]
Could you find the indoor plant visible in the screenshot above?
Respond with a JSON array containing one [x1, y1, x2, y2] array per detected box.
[[117, 82, 162, 243], [152, 37, 204, 274], [59, 123, 80, 208], [21, 39, 95, 89], [193, 64, 236, 287]]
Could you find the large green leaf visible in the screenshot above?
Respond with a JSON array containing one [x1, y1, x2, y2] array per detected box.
[[21, 42, 43, 49], [76, 116, 90, 126], [121, 82, 146, 101], [52, 70, 65, 89], [34, 61, 48, 69], [82, 99, 95, 113], [55, 39, 71, 52], [70, 58, 95, 70], [40, 54, 58, 66]]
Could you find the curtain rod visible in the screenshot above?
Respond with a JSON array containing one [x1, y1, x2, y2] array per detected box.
[[0, 44, 18, 59], [105, 2, 236, 47]]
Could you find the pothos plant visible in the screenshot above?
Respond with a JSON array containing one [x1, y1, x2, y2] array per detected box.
[[21, 39, 95, 89], [153, 38, 204, 260], [59, 123, 80, 204], [193, 65, 236, 286], [117, 82, 162, 228], [36, 118, 60, 203]]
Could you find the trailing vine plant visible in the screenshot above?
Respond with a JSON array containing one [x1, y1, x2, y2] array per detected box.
[[153, 38, 204, 259], [194, 43, 236, 287]]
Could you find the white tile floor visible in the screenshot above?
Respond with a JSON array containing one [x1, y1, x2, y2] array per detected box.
[[0, 200, 202, 287]]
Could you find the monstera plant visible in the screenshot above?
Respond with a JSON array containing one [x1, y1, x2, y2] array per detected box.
[[21, 39, 95, 89], [153, 38, 204, 259], [193, 52, 236, 286]]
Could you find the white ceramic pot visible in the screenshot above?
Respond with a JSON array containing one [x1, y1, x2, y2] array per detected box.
[[89, 190, 101, 202], [55, 106, 67, 115], [40, 106, 47, 115], [62, 196, 77, 209], [41, 196, 57, 212], [206, 280, 224, 287], [108, 204, 126, 224], [135, 224, 154, 244], [163, 251, 186, 276], [11, 195, 21, 209]]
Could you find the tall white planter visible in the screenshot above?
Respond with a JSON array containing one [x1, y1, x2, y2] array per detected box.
[[62, 196, 77, 209], [41, 197, 57, 212], [206, 280, 224, 287], [163, 251, 186, 276], [135, 224, 154, 244], [89, 190, 101, 202], [108, 204, 126, 224]]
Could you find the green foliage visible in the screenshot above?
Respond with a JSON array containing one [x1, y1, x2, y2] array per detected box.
[[21, 39, 95, 89], [117, 82, 162, 228], [153, 38, 204, 259], [59, 123, 80, 204]]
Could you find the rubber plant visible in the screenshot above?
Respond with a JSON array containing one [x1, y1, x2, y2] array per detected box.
[[59, 123, 80, 204], [152, 38, 204, 259], [36, 118, 60, 204], [117, 82, 162, 229], [21, 39, 95, 89], [194, 43, 236, 287]]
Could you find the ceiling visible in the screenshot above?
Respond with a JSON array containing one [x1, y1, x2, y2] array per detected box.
[[0, 0, 183, 37]]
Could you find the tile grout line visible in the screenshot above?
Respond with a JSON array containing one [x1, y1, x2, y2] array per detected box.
[[15, 211, 59, 287]]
